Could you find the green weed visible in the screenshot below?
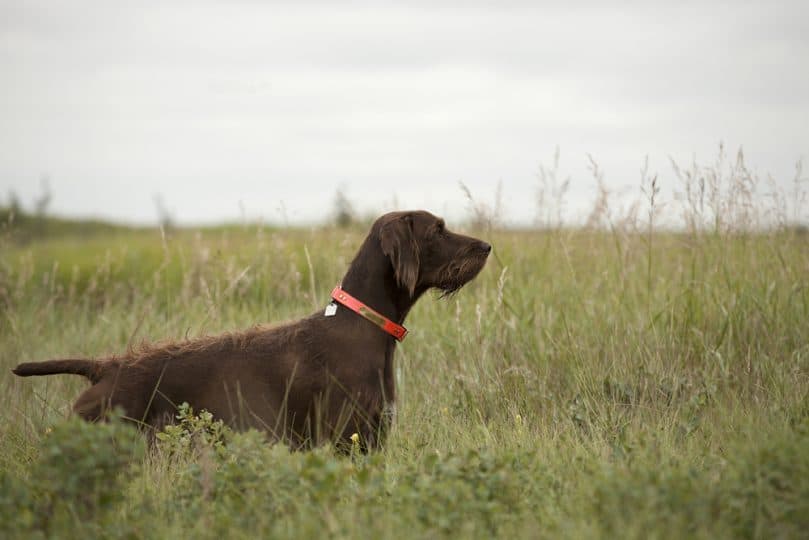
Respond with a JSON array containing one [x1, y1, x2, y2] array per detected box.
[[1, 153, 807, 537]]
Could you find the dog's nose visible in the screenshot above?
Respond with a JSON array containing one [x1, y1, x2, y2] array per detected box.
[[477, 241, 492, 254]]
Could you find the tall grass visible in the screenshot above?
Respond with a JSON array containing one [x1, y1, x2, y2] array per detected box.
[[0, 149, 807, 538]]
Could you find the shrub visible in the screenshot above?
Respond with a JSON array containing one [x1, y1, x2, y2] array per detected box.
[[393, 448, 533, 535], [0, 470, 36, 539], [154, 402, 230, 460], [0, 413, 145, 537], [586, 428, 809, 538]]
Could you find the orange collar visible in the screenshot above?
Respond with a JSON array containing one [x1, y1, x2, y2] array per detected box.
[[330, 285, 408, 342]]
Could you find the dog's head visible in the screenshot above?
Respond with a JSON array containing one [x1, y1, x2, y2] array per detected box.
[[376, 211, 491, 297]]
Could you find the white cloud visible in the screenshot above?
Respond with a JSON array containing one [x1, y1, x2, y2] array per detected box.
[[1, 0, 807, 225]]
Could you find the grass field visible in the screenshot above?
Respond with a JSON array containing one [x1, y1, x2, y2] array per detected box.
[[1, 187, 808, 538]]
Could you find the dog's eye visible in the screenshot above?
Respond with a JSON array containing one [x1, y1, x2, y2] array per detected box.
[[435, 222, 445, 235]]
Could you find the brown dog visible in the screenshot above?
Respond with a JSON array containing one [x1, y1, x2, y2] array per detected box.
[[13, 211, 490, 450]]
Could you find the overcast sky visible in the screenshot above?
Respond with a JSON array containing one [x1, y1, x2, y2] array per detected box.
[[1, 1, 807, 226]]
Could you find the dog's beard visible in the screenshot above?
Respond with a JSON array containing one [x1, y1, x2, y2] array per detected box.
[[436, 252, 489, 298]]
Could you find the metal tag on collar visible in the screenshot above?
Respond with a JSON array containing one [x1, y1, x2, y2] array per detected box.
[[324, 302, 338, 317]]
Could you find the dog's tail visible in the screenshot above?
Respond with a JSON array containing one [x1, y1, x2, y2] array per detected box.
[[12, 359, 101, 383]]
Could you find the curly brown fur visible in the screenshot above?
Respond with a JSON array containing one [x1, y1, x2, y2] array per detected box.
[[13, 211, 491, 451]]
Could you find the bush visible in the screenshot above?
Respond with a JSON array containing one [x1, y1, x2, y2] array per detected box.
[[154, 402, 230, 460], [393, 448, 533, 535], [586, 428, 809, 538], [0, 470, 36, 539], [0, 413, 144, 537]]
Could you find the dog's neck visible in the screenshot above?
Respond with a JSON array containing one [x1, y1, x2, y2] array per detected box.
[[340, 237, 423, 326], [335, 236, 418, 410]]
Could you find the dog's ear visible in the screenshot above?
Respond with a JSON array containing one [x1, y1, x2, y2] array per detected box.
[[380, 215, 419, 296]]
